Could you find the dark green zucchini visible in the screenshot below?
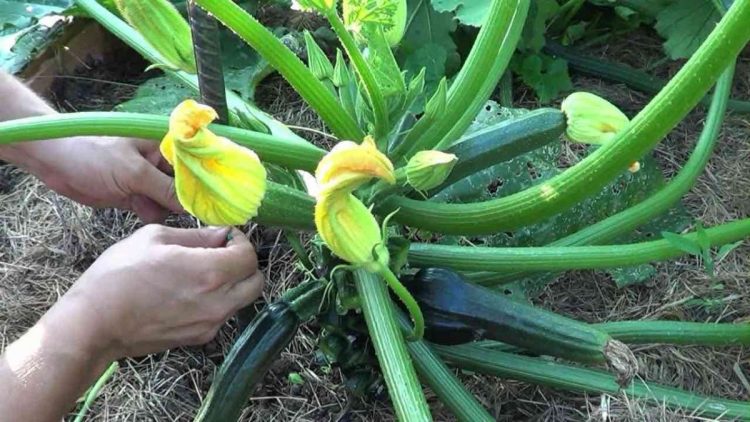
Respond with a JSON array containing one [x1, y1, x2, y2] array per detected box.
[[194, 302, 298, 422], [195, 281, 324, 422], [430, 108, 565, 193], [404, 268, 636, 385], [544, 41, 750, 113]]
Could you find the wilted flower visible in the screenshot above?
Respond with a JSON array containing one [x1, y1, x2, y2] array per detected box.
[[406, 150, 457, 191], [161, 100, 267, 225]]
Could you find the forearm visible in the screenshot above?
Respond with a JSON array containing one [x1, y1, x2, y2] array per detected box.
[[0, 71, 58, 171], [0, 292, 112, 421]]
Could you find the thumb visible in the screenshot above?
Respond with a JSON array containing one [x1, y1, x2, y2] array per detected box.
[[131, 160, 184, 213], [159, 226, 231, 248]]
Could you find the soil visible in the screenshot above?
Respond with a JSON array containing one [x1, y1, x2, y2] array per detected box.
[[1, 24, 749, 422]]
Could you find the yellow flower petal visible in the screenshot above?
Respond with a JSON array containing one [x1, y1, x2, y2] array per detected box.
[[316, 136, 395, 195], [162, 100, 267, 225], [313, 135, 394, 268], [315, 193, 387, 271]]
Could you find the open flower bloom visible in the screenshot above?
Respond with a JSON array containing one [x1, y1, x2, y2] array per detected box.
[[561, 92, 640, 172], [161, 100, 267, 225], [314, 136, 395, 270], [406, 150, 457, 191]]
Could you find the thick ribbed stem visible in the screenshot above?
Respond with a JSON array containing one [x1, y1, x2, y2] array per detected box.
[[408, 218, 750, 272], [468, 64, 734, 286], [596, 320, 750, 345], [395, 314, 494, 422], [194, 0, 364, 141], [354, 270, 431, 421], [0, 112, 324, 172], [324, 9, 389, 139], [391, 0, 529, 159], [436, 343, 750, 420], [381, 2, 750, 235]]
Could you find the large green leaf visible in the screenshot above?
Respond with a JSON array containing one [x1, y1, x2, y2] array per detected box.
[[220, 28, 273, 101], [396, 0, 457, 102], [431, 0, 487, 26], [114, 76, 196, 115], [433, 101, 691, 295], [0, 0, 73, 73], [654, 0, 720, 59]]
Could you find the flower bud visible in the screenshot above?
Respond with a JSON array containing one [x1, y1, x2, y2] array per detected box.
[[405, 150, 457, 191], [161, 100, 267, 225], [560, 92, 629, 145], [115, 0, 196, 73]]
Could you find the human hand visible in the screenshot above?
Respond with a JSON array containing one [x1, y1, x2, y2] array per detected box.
[[21, 136, 182, 222], [54, 225, 263, 361]]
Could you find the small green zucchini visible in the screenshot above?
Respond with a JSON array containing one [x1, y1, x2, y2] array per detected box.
[[195, 281, 324, 422], [430, 108, 564, 194], [194, 302, 298, 422], [404, 268, 636, 384]]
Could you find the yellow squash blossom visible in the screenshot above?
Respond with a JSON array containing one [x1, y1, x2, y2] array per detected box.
[[561, 92, 640, 173], [161, 100, 267, 225], [314, 136, 395, 270]]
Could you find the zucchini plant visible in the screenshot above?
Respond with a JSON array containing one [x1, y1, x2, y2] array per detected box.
[[3, 0, 750, 420]]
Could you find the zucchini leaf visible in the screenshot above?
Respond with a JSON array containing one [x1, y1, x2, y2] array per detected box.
[[654, 0, 720, 60], [115, 76, 196, 115], [396, 0, 457, 105], [431, 0, 488, 26], [0, 0, 72, 73]]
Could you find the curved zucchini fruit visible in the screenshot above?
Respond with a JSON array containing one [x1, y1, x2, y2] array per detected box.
[[431, 108, 564, 194], [544, 41, 750, 114], [194, 303, 297, 422], [195, 281, 324, 422], [404, 268, 637, 385]]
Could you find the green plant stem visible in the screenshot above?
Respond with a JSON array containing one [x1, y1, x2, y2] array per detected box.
[[436, 343, 750, 420], [379, 266, 424, 341], [73, 0, 303, 140], [595, 321, 750, 345], [73, 361, 118, 422], [194, 0, 364, 141], [353, 270, 431, 421], [395, 313, 494, 422], [392, 0, 530, 159], [408, 217, 750, 272], [0, 112, 324, 172], [324, 9, 388, 140], [468, 64, 734, 285], [381, 1, 750, 235]]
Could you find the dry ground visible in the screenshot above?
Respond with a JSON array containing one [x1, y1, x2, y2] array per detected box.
[[1, 26, 750, 421]]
